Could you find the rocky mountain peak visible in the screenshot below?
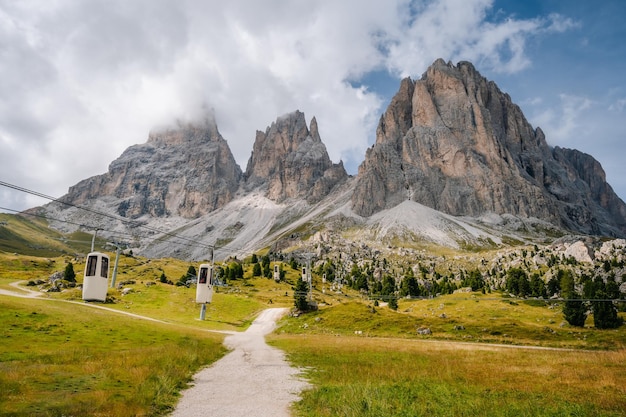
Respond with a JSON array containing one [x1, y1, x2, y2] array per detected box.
[[147, 111, 221, 147], [61, 113, 242, 219], [352, 59, 626, 237], [245, 110, 348, 203]]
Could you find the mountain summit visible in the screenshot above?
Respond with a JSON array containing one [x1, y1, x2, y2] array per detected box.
[[60, 112, 242, 219], [244, 110, 348, 203], [352, 59, 626, 236]]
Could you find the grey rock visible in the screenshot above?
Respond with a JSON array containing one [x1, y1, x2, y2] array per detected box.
[[245, 110, 348, 203], [417, 326, 432, 335], [351, 59, 626, 237], [58, 111, 242, 219]]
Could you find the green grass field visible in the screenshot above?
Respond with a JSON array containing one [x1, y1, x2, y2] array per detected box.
[[279, 294, 626, 350], [271, 334, 626, 416], [2, 250, 626, 416], [0, 296, 226, 416]]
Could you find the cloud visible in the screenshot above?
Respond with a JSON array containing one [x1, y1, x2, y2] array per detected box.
[[608, 98, 626, 113], [524, 88, 626, 201], [0, 0, 590, 211], [383, 0, 576, 76], [543, 13, 580, 33], [531, 94, 593, 144]]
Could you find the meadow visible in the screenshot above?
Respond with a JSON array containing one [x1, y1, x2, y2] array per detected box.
[[1, 250, 625, 416], [0, 296, 226, 416], [271, 334, 626, 416]]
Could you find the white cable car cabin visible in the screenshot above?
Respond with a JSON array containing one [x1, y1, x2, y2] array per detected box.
[[195, 263, 214, 304], [82, 252, 110, 302], [273, 264, 280, 282]]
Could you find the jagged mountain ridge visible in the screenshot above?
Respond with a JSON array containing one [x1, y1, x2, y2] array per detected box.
[[41, 59, 626, 260], [352, 59, 626, 237], [244, 110, 348, 203]]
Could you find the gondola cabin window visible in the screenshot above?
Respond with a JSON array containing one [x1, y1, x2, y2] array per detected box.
[[86, 255, 98, 276], [100, 256, 109, 278], [199, 267, 208, 284]]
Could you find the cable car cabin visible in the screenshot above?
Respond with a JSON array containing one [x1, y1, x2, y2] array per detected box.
[[273, 264, 280, 282], [195, 263, 214, 304], [82, 252, 110, 302]]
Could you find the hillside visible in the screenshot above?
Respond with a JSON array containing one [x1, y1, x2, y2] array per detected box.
[[0, 212, 95, 257]]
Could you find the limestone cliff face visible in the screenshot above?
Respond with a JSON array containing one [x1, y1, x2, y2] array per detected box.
[[244, 110, 348, 203], [352, 59, 626, 236], [63, 113, 242, 219]]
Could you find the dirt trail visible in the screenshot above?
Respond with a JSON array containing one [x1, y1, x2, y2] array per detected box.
[[0, 280, 45, 298], [170, 308, 309, 417]]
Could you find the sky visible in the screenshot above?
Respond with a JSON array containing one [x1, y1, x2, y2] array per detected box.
[[1, 0, 625, 212]]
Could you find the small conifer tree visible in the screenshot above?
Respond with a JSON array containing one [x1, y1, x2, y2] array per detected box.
[[294, 278, 309, 312], [64, 262, 76, 282]]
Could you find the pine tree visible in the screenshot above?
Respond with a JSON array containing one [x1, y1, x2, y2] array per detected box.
[[179, 265, 197, 285], [229, 262, 244, 279], [560, 269, 586, 327], [64, 262, 76, 282], [261, 255, 271, 277], [294, 278, 309, 312], [381, 275, 396, 296], [506, 268, 530, 296], [463, 269, 484, 291], [590, 277, 622, 329], [529, 273, 547, 298], [563, 292, 587, 327], [399, 274, 420, 297], [547, 276, 560, 297]]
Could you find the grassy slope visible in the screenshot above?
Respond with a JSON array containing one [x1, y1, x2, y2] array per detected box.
[[271, 293, 626, 416], [0, 296, 226, 417], [51, 254, 299, 330], [0, 213, 95, 257], [280, 293, 626, 350]]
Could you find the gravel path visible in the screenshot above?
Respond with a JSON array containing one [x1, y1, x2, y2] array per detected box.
[[0, 280, 44, 298], [170, 308, 310, 417]]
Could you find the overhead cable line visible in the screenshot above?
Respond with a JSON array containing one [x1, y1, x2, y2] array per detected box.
[[0, 180, 217, 251], [1, 179, 310, 257], [0, 205, 142, 251], [0, 203, 215, 254]]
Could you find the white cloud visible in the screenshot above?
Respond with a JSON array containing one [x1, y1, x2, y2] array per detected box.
[[531, 94, 593, 144], [544, 13, 580, 33], [608, 98, 626, 113], [383, 0, 574, 76]]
